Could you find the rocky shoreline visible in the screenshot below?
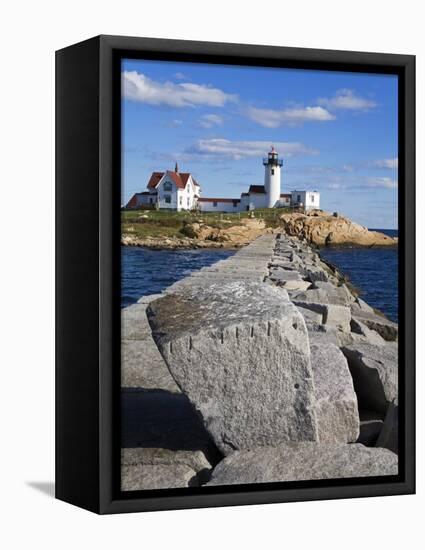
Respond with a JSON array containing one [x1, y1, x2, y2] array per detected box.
[[121, 233, 398, 490], [121, 212, 397, 250]]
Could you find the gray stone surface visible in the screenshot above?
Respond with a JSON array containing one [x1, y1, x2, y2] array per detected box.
[[342, 343, 398, 413], [310, 343, 360, 443], [207, 443, 398, 485], [147, 280, 319, 455], [122, 303, 155, 341], [352, 297, 375, 314], [306, 323, 341, 346], [324, 304, 352, 331], [122, 463, 197, 491], [279, 280, 312, 291], [268, 268, 302, 282], [121, 340, 180, 391], [121, 301, 181, 391], [375, 403, 398, 454], [121, 447, 212, 490], [295, 304, 324, 324], [357, 410, 384, 446], [293, 301, 351, 332], [121, 389, 221, 464], [303, 266, 330, 283], [350, 318, 386, 346], [351, 309, 398, 342], [292, 285, 354, 306]]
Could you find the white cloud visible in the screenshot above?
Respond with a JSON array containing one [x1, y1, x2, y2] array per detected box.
[[174, 72, 187, 80], [366, 177, 398, 189], [122, 71, 238, 108], [246, 105, 335, 128], [187, 139, 318, 160], [373, 158, 398, 169], [199, 114, 223, 128], [169, 119, 183, 127], [318, 89, 377, 111]]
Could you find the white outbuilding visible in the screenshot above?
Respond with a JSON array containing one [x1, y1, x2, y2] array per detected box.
[[126, 149, 321, 213], [290, 190, 321, 211]]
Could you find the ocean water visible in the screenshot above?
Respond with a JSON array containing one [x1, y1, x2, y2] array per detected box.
[[121, 229, 398, 323], [319, 229, 398, 322], [121, 247, 235, 308]]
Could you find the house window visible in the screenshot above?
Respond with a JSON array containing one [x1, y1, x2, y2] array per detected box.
[[311, 195, 315, 202], [149, 197, 153, 204], [297, 194, 301, 203], [163, 182, 172, 191], [271, 169, 275, 175], [187, 197, 190, 206], [165, 195, 171, 204], [233, 200, 238, 208], [179, 197, 182, 206], [213, 201, 218, 207]]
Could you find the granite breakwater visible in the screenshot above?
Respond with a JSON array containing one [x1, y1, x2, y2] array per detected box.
[[121, 234, 398, 490]]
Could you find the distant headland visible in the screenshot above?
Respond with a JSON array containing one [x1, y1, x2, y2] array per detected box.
[[121, 209, 397, 250]]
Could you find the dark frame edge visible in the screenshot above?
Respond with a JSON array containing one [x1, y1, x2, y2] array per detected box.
[[56, 34, 416, 515], [400, 54, 416, 496], [55, 35, 103, 514]]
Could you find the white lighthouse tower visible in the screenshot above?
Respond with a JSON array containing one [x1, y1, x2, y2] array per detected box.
[[263, 146, 283, 208]]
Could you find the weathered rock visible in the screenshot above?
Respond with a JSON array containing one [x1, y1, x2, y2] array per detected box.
[[350, 318, 386, 346], [357, 410, 384, 446], [121, 447, 212, 490], [121, 340, 181, 392], [122, 463, 197, 490], [279, 212, 398, 247], [342, 343, 398, 413], [121, 389, 220, 464], [351, 310, 398, 342], [207, 443, 398, 485], [122, 303, 155, 341], [121, 302, 181, 391], [352, 297, 375, 314], [137, 293, 163, 305], [325, 304, 352, 331], [148, 281, 318, 455], [375, 403, 398, 454], [310, 343, 360, 443], [279, 280, 312, 291], [292, 285, 354, 306], [268, 268, 302, 282], [293, 301, 351, 332], [306, 323, 341, 346], [303, 266, 330, 283]]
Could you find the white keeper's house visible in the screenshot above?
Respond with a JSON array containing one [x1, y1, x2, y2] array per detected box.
[[126, 148, 320, 212]]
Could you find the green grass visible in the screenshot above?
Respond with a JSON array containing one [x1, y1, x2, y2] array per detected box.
[[121, 207, 291, 240]]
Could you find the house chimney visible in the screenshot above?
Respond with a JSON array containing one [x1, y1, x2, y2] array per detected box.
[[174, 162, 179, 173]]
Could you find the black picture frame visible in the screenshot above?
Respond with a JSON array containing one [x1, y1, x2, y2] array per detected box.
[[56, 35, 415, 514]]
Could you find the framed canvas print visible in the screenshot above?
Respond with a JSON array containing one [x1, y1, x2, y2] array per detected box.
[[56, 35, 415, 514]]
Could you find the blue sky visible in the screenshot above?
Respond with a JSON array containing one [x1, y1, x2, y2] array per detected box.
[[122, 58, 398, 229]]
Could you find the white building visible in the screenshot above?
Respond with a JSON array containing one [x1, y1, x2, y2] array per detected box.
[[126, 164, 200, 212], [290, 190, 321, 211], [126, 149, 320, 212]]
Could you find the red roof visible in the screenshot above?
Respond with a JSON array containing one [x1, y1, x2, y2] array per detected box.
[[248, 185, 266, 194], [280, 193, 291, 198], [126, 194, 139, 208], [147, 170, 194, 190], [147, 172, 164, 189], [199, 198, 240, 203]]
